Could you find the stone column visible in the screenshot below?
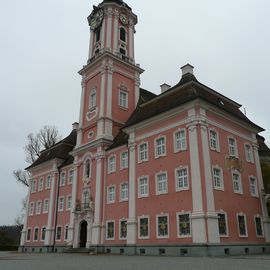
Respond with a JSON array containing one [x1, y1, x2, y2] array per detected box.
[[86, 220, 93, 248], [113, 9, 119, 53], [127, 132, 137, 245], [253, 144, 270, 241], [77, 77, 86, 147], [200, 119, 220, 243], [106, 8, 113, 49], [88, 29, 94, 60], [128, 20, 134, 59]]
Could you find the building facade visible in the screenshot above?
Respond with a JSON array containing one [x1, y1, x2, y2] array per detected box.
[[20, 0, 270, 256]]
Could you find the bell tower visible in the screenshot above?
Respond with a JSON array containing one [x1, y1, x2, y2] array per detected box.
[[76, 0, 144, 148]]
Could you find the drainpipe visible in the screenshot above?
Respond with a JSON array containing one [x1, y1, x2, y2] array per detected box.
[[52, 166, 61, 252]]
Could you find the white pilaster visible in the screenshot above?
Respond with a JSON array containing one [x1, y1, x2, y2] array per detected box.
[[106, 61, 113, 119], [101, 17, 106, 49], [127, 132, 137, 245], [86, 220, 92, 248], [253, 144, 270, 241], [106, 10, 113, 49], [128, 22, 134, 59], [67, 165, 78, 247], [88, 29, 94, 59], [200, 121, 220, 243], [134, 73, 140, 108], [91, 148, 105, 245], [113, 11, 119, 53], [45, 172, 56, 246], [77, 78, 86, 147]]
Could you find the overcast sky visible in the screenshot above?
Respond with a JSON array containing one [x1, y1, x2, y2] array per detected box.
[[1, 0, 270, 225]]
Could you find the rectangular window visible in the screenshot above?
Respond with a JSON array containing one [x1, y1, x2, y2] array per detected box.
[[68, 170, 74, 184], [108, 156, 116, 173], [27, 228, 31, 241], [237, 214, 247, 237], [174, 130, 187, 152], [41, 227, 46, 241], [36, 201, 42, 215], [58, 197, 64, 211], [209, 129, 219, 151], [249, 176, 258, 197], [156, 172, 168, 194], [120, 220, 127, 239], [245, 144, 254, 163], [66, 195, 72, 210], [31, 180, 37, 193], [218, 213, 228, 236], [29, 202, 35, 216], [119, 91, 128, 108], [175, 167, 189, 191], [107, 186, 115, 203], [89, 91, 96, 109], [106, 221, 115, 240], [255, 216, 263, 237], [213, 167, 223, 190], [157, 215, 168, 238], [138, 143, 148, 162], [43, 199, 49, 213], [60, 172, 66, 186], [139, 217, 149, 239], [155, 137, 166, 157], [34, 228, 39, 241], [121, 152, 128, 169], [65, 225, 69, 240], [46, 175, 51, 189], [228, 137, 237, 157], [38, 178, 44, 191], [56, 226, 62, 240], [177, 213, 191, 237], [120, 183, 128, 201], [232, 172, 242, 194], [138, 176, 149, 198]]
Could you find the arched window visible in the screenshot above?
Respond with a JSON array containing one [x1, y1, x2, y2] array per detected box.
[[84, 159, 91, 178], [120, 27, 126, 42]]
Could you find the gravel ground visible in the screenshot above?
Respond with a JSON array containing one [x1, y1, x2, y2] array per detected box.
[[1, 252, 270, 270]]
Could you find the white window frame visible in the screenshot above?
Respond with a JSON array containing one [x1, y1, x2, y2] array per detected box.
[[68, 169, 74, 184], [60, 172, 66, 187], [66, 195, 72, 210], [120, 151, 128, 170], [56, 225, 62, 241], [26, 228, 31, 242], [58, 196, 65, 212], [33, 227, 39, 242], [119, 90, 128, 109], [45, 175, 51, 189], [36, 200, 42, 215], [176, 212, 192, 238], [174, 129, 187, 152], [43, 199, 49, 213], [64, 224, 69, 241], [29, 202, 35, 216], [38, 177, 44, 191], [156, 214, 169, 239], [138, 142, 148, 163], [138, 176, 149, 198], [31, 179, 37, 193], [84, 158, 91, 178], [120, 182, 128, 202], [175, 166, 189, 192], [155, 136, 166, 158], [254, 215, 264, 238], [249, 176, 258, 197], [209, 128, 220, 152], [106, 220, 115, 240], [119, 219, 127, 240], [228, 136, 238, 157], [108, 155, 116, 174], [232, 170, 242, 194], [212, 166, 224, 191], [237, 213, 248, 238], [155, 171, 168, 195], [107, 185, 115, 204], [89, 88, 97, 110], [217, 211, 229, 237], [41, 226, 46, 241], [245, 143, 254, 163], [138, 215, 150, 239]]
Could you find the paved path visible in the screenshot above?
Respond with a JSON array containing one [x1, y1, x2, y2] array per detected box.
[[1, 252, 270, 270]]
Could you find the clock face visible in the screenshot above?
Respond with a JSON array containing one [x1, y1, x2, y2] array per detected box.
[[119, 13, 128, 25], [90, 9, 104, 30]]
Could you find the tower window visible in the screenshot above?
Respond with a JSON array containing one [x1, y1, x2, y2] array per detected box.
[[120, 27, 126, 42], [95, 29, 101, 43], [119, 48, 126, 56]]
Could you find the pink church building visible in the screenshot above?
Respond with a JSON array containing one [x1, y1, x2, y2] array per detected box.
[[20, 0, 270, 256]]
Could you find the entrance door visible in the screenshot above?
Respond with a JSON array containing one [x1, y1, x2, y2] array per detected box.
[[79, 220, 87, 248]]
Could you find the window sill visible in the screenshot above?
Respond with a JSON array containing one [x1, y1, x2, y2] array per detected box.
[[155, 154, 166, 159]]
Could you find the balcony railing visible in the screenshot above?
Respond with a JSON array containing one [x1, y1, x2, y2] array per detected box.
[[75, 201, 94, 212]]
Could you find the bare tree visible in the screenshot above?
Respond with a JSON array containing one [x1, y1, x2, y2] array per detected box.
[[13, 125, 61, 187]]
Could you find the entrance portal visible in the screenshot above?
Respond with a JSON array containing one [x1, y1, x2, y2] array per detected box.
[[79, 220, 87, 248]]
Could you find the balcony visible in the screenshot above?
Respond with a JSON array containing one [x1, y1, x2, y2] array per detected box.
[[74, 200, 94, 213]]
